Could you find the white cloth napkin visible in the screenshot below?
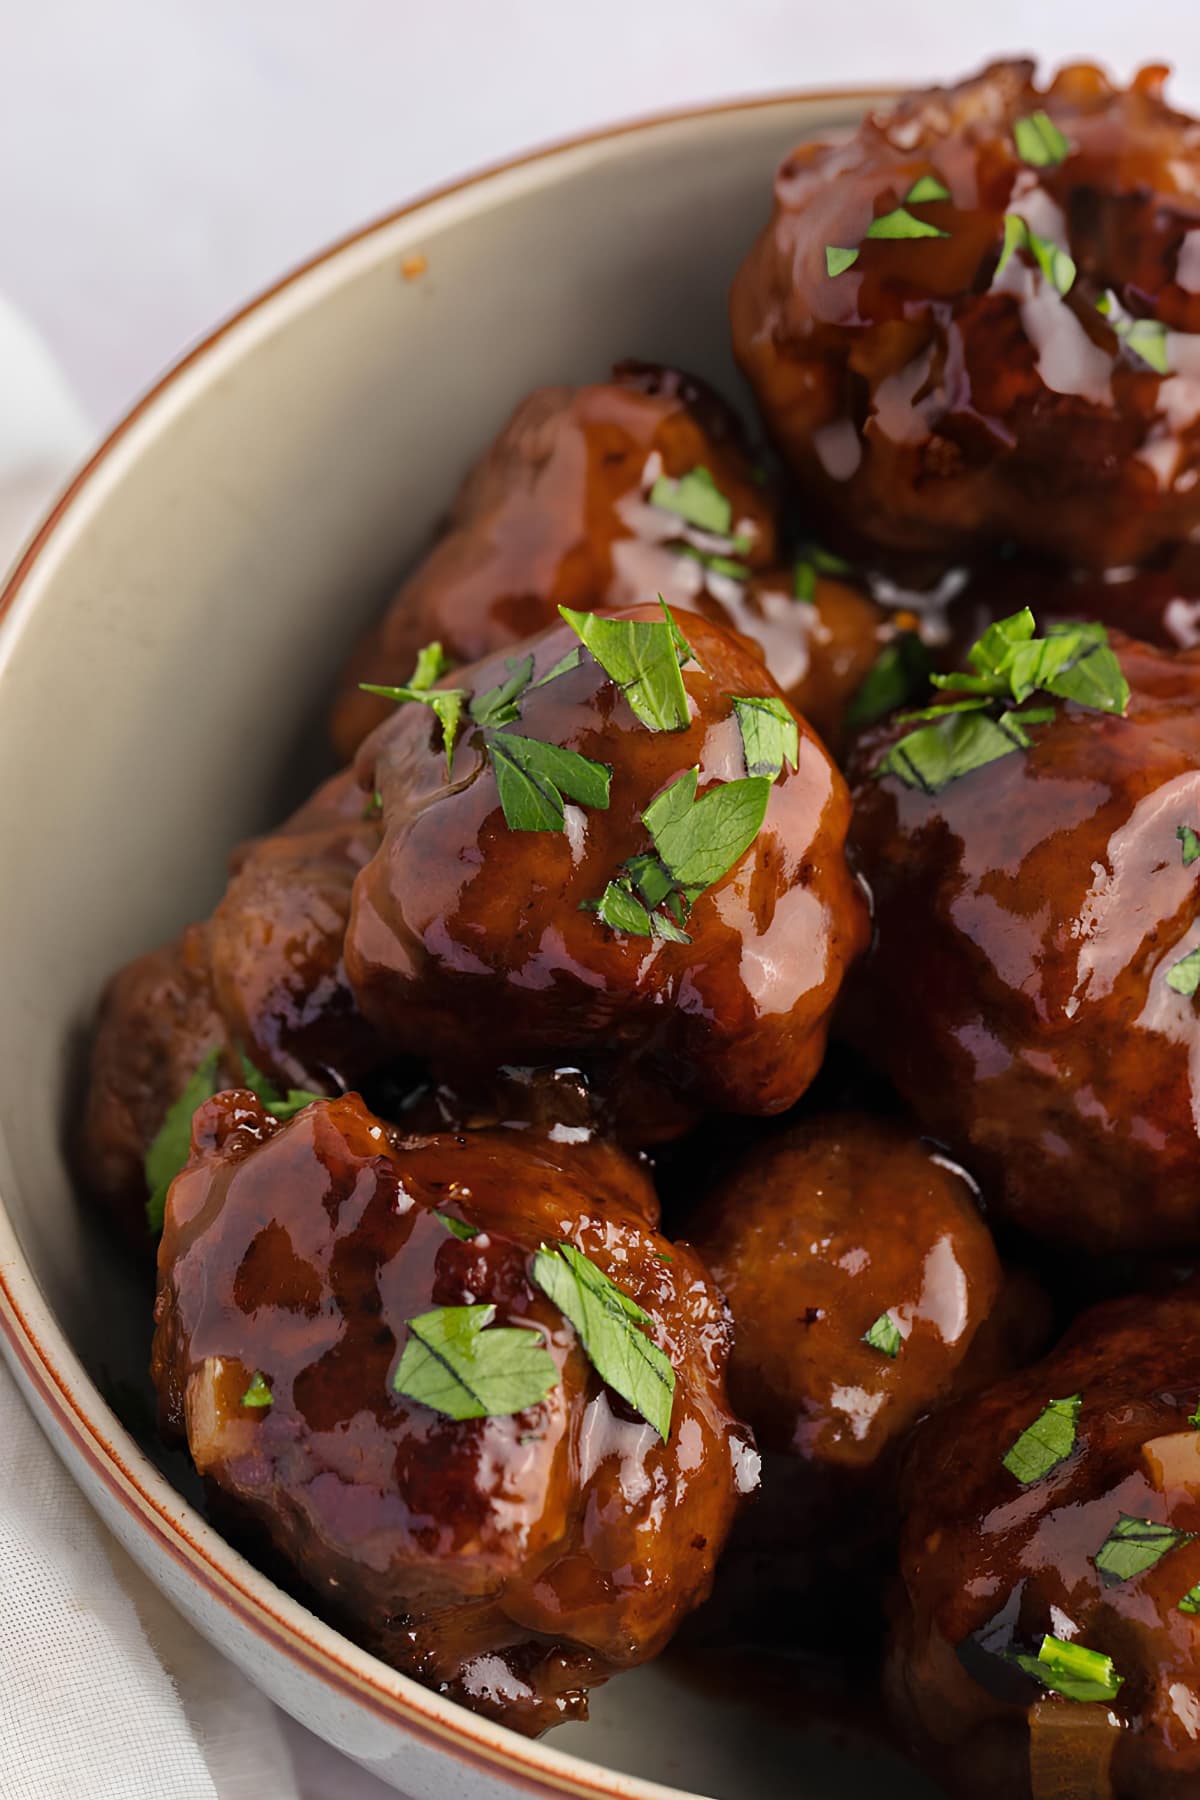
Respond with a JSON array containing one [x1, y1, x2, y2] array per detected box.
[[0, 294, 397, 1800]]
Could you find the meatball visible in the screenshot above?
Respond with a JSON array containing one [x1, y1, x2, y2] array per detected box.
[[79, 769, 381, 1235], [151, 1090, 756, 1733], [731, 60, 1200, 571], [888, 1282, 1200, 1800], [849, 628, 1200, 1252], [330, 361, 780, 760], [345, 604, 869, 1125]]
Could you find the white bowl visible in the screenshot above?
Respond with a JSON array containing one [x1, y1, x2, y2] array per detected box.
[[0, 87, 938, 1800]]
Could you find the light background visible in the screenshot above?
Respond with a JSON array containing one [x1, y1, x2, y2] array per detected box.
[[3, 2, 1199, 1795], [2, 0, 1199, 428]]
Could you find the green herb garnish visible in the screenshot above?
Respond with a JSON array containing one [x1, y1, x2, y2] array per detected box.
[[845, 633, 932, 732], [241, 1373, 274, 1409], [875, 610, 1129, 793], [643, 766, 771, 899], [1013, 110, 1072, 168], [905, 174, 950, 203], [1167, 947, 1200, 998], [1179, 826, 1200, 867], [996, 214, 1076, 296], [1093, 1514, 1195, 1586], [733, 696, 799, 782], [793, 543, 853, 602], [560, 600, 693, 732], [238, 1051, 323, 1123], [392, 1303, 559, 1421], [485, 731, 612, 833], [867, 205, 949, 242], [648, 465, 732, 537], [144, 1045, 223, 1233], [862, 1310, 902, 1358], [1010, 1635, 1124, 1704], [435, 1211, 481, 1241], [470, 655, 535, 728], [825, 245, 860, 277], [362, 789, 383, 820], [1096, 291, 1170, 375], [1189, 1399, 1200, 1429], [675, 543, 751, 582], [530, 646, 583, 689], [532, 1242, 675, 1439], [1002, 1394, 1081, 1485], [1180, 1583, 1200, 1614], [359, 640, 467, 775]]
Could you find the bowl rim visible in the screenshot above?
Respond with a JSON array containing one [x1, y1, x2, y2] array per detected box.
[[0, 82, 891, 1800]]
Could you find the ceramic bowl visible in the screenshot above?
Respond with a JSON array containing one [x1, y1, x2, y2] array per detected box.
[[0, 88, 940, 1800]]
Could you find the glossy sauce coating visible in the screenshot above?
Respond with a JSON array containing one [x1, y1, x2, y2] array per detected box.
[[731, 61, 1200, 570], [888, 1283, 1200, 1799], [151, 1091, 755, 1733], [849, 633, 1200, 1251], [329, 362, 780, 759], [79, 769, 381, 1235], [344, 606, 869, 1126], [694, 1115, 1006, 1468]]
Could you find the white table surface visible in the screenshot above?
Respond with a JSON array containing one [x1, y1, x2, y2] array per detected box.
[[3, 2, 1199, 1794]]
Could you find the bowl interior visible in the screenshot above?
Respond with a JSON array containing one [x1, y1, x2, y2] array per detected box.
[[0, 91, 941, 1799]]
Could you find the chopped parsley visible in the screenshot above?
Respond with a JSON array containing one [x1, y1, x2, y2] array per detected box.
[[862, 1310, 902, 1358], [1013, 110, 1072, 168], [793, 543, 853, 603], [237, 1051, 323, 1123], [733, 695, 800, 781], [648, 465, 733, 537], [905, 174, 950, 203], [845, 632, 932, 732], [867, 205, 949, 242], [470, 654, 535, 728], [1010, 1635, 1124, 1704], [362, 789, 383, 820], [825, 245, 860, 277], [1093, 1514, 1195, 1586], [1097, 291, 1170, 375], [241, 1373, 274, 1409], [144, 1045, 223, 1233], [560, 601, 694, 733], [435, 1211, 481, 1241], [1167, 947, 1200, 998], [675, 543, 751, 583], [825, 185, 950, 275], [532, 1242, 675, 1439], [996, 214, 1076, 297], [1002, 1394, 1081, 1485], [1180, 1583, 1200, 1615], [875, 610, 1129, 794], [392, 1303, 559, 1421], [1179, 825, 1200, 867], [360, 639, 467, 775], [484, 731, 612, 833]]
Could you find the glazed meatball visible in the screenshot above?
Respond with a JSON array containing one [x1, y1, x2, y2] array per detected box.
[[79, 769, 381, 1235], [345, 605, 869, 1127], [889, 1282, 1200, 1800], [731, 60, 1200, 571], [695, 1116, 1010, 1470], [151, 1090, 756, 1733], [330, 361, 779, 760], [848, 629, 1200, 1252]]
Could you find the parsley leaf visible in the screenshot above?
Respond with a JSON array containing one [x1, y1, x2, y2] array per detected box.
[[532, 1242, 675, 1439], [1010, 1635, 1124, 1705], [241, 1373, 274, 1409], [485, 731, 612, 833], [470, 655, 535, 728], [392, 1304, 559, 1421], [675, 543, 751, 582], [845, 633, 933, 731], [1167, 947, 1200, 998], [531, 646, 583, 689], [868, 206, 949, 242], [643, 767, 771, 899], [144, 1045, 223, 1233], [1093, 1514, 1195, 1586], [648, 465, 732, 536], [1179, 825, 1200, 867], [559, 601, 693, 732], [362, 789, 383, 820], [876, 708, 1036, 793], [359, 639, 468, 777], [733, 696, 799, 781], [996, 214, 1076, 296], [825, 245, 859, 277], [237, 1051, 323, 1123], [793, 542, 854, 602], [1180, 1583, 1200, 1614], [862, 1310, 902, 1357], [1002, 1394, 1081, 1485], [435, 1211, 480, 1241], [1097, 291, 1170, 375], [1013, 110, 1072, 168], [905, 174, 950, 203]]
